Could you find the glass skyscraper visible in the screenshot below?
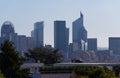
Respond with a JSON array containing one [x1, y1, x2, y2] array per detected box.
[[54, 21, 69, 58], [1, 21, 15, 43], [33, 21, 44, 47], [72, 12, 87, 52], [1, 21, 18, 49]]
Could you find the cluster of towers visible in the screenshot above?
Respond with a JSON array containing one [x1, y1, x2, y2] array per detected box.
[[0, 21, 34, 56], [0, 12, 90, 58]]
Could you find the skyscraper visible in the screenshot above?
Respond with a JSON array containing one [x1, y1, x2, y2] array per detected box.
[[17, 35, 27, 56], [109, 37, 120, 55], [27, 37, 34, 49], [72, 12, 87, 52], [54, 21, 69, 58], [33, 21, 44, 47], [66, 28, 69, 58], [1, 21, 18, 49], [87, 38, 97, 52], [1, 21, 35, 56], [1, 21, 15, 42]]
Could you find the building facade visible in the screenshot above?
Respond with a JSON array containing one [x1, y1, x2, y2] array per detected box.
[[87, 38, 97, 52], [54, 21, 69, 58], [27, 37, 34, 50], [17, 35, 27, 56], [33, 21, 44, 47], [1, 21, 15, 43], [72, 12, 87, 52], [109, 37, 120, 55], [1, 21, 18, 49]]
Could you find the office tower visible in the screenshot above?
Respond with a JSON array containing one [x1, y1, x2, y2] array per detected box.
[[1, 21, 18, 49], [12, 33, 18, 50], [66, 28, 69, 48], [1, 21, 15, 42], [87, 38, 97, 52], [54, 21, 69, 58], [66, 28, 69, 58], [33, 21, 44, 47], [17, 35, 27, 56], [109, 37, 120, 55], [27, 37, 34, 49], [72, 12, 87, 52]]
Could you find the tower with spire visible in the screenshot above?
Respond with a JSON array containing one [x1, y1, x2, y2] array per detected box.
[[72, 12, 87, 52]]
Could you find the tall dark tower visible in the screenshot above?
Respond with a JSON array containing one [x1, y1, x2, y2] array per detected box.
[[33, 21, 44, 47], [54, 21, 69, 58], [72, 12, 87, 52]]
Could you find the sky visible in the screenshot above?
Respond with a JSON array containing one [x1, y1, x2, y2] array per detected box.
[[0, 0, 120, 48]]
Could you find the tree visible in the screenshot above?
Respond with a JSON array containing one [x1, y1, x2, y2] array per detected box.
[[0, 41, 29, 78], [71, 66, 116, 78], [0, 71, 4, 78], [25, 47, 63, 65], [113, 66, 120, 77]]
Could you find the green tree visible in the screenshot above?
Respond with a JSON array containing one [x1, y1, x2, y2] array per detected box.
[[0, 41, 29, 78], [72, 66, 116, 78], [25, 47, 63, 65]]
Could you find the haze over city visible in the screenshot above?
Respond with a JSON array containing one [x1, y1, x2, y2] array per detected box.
[[0, 0, 120, 48]]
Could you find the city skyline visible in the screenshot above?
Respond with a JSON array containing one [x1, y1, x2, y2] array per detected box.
[[0, 0, 120, 47]]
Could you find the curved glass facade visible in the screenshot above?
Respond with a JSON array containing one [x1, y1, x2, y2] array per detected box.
[[1, 21, 15, 42]]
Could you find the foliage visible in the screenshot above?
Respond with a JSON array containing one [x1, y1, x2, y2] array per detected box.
[[39, 66, 73, 73], [0, 71, 4, 78], [72, 66, 116, 78], [113, 65, 120, 77], [0, 41, 29, 78], [39, 66, 116, 78], [25, 47, 63, 65]]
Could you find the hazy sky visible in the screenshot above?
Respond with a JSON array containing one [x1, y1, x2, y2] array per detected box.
[[0, 0, 120, 48]]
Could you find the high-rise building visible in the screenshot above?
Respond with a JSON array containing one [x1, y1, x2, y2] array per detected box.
[[54, 21, 69, 58], [1, 21, 18, 49], [1, 21, 15, 43], [109, 37, 120, 55], [1, 21, 34, 56], [87, 38, 97, 52], [17, 35, 27, 56], [72, 12, 87, 52], [12, 33, 18, 50], [66, 28, 69, 58], [33, 21, 44, 47], [27, 37, 34, 49]]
